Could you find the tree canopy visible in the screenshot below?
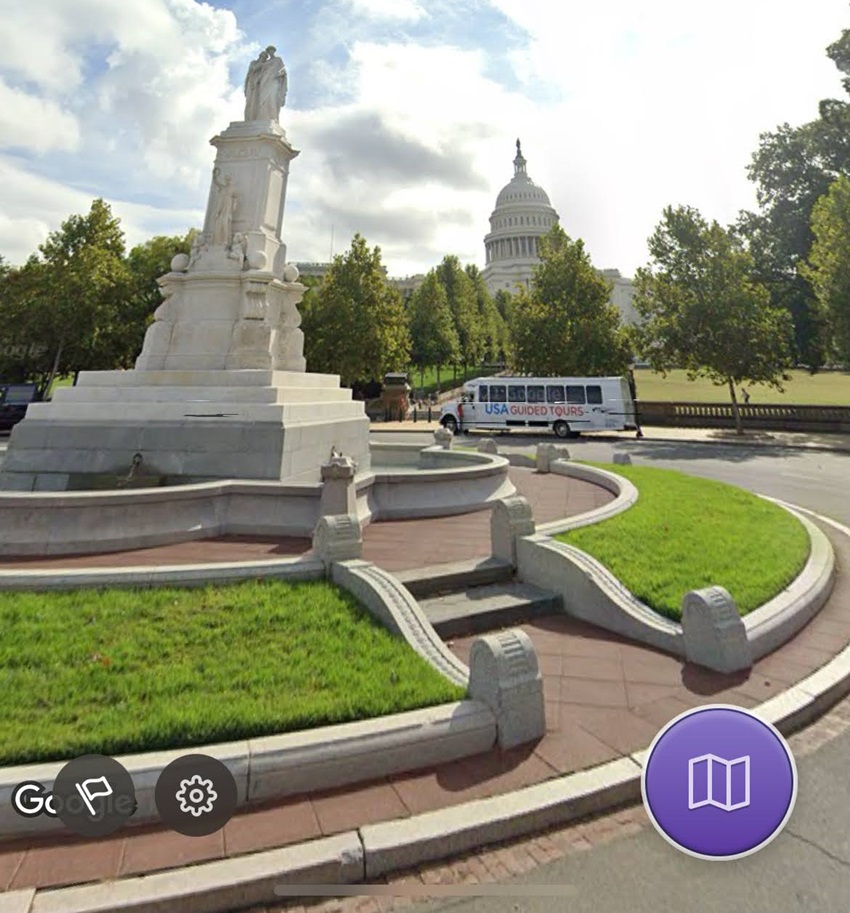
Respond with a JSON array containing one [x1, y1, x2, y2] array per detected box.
[[406, 270, 459, 388], [739, 23, 850, 368], [0, 203, 196, 393], [300, 233, 410, 386], [436, 255, 482, 368], [509, 224, 632, 377], [803, 174, 850, 366], [635, 205, 795, 432]]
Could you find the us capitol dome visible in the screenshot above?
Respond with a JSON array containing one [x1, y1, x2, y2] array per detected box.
[[481, 140, 637, 324]]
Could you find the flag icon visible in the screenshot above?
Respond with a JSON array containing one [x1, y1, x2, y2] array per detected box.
[[75, 776, 114, 816]]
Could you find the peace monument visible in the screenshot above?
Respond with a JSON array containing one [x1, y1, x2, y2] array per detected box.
[[0, 47, 371, 490]]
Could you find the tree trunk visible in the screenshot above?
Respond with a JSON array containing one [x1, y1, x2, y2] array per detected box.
[[436, 364, 441, 390], [728, 378, 743, 435], [43, 340, 64, 401]]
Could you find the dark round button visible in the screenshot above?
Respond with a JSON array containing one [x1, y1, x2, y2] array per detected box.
[[52, 754, 137, 838], [155, 754, 238, 836]]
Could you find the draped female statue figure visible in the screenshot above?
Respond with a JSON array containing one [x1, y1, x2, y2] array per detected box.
[[243, 49, 269, 121], [254, 46, 288, 122]]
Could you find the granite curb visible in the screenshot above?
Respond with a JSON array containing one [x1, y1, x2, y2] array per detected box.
[[369, 425, 850, 454], [14, 508, 850, 913]]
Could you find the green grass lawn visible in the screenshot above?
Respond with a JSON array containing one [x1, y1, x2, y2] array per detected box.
[[410, 365, 499, 398], [0, 579, 465, 765], [634, 368, 850, 405], [556, 464, 810, 621]]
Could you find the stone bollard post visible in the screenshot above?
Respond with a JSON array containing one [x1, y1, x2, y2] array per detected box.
[[478, 438, 498, 454], [491, 496, 535, 567], [613, 453, 632, 466], [433, 427, 453, 450], [681, 586, 752, 673], [319, 452, 357, 518], [468, 629, 545, 749], [312, 514, 362, 570], [536, 443, 570, 473]]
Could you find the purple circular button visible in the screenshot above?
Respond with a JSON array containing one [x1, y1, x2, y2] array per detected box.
[[642, 704, 797, 860]]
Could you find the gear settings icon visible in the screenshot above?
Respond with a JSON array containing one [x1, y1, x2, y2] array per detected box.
[[175, 774, 218, 817]]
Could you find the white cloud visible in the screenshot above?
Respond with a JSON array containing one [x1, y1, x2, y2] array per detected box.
[[282, 40, 535, 273], [0, 0, 247, 183], [0, 156, 203, 265], [4, 0, 850, 282], [481, 0, 850, 273], [346, 0, 426, 21], [0, 81, 80, 152]]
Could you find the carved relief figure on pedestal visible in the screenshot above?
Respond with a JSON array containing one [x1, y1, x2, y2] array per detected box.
[[229, 232, 248, 268], [187, 234, 207, 270], [210, 167, 237, 247]]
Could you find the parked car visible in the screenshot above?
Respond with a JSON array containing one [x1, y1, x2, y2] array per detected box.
[[0, 383, 39, 432]]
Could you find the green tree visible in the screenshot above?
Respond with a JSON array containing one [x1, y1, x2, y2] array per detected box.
[[0, 257, 55, 392], [635, 206, 795, 434], [36, 198, 130, 388], [509, 224, 632, 377], [300, 233, 410, 386], [802, 174, 850, 365], [407, 270, 460, 388], [740, 26, 850, 367], [436, 255, 481, 371], [118, 231, 195, 368], [464, 263, 506, 364]]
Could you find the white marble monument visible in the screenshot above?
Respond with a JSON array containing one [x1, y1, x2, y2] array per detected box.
[[0, 47, 370, 491]]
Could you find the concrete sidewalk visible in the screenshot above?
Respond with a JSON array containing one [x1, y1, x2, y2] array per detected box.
[[371, 421, 850, 453]]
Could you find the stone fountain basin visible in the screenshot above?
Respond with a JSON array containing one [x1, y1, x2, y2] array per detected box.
[[0, 443, 514, 557]]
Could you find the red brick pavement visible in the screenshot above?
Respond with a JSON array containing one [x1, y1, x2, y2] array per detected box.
[[0, 469, 611, 571]]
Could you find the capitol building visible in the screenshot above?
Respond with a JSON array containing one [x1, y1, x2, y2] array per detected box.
[[481, 141, 637, 325], [296, 139, 637, 325]]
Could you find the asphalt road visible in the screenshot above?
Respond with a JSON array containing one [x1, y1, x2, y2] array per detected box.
[[370, 430, 850, 526], [372, 430, 850, 912]]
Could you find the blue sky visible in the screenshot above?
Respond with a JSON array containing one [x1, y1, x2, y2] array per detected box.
[[1, 0, 849, 278]]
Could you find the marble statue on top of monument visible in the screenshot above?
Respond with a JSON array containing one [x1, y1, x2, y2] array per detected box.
[[244, 45, 288, 123]]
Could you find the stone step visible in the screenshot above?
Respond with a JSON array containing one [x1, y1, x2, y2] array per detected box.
[[51, 386, 353, 405], [22, 400, 367, 424], [76, 370, 344, 389], [419, 581, 561, 639], [395, 558, 514, 600]]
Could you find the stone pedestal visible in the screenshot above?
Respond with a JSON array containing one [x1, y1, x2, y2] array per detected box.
[[0, 370, 371, 490]]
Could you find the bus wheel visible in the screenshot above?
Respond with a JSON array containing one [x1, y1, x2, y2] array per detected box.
[[553, 421, 569, 439], [442, 416, 458, 435]]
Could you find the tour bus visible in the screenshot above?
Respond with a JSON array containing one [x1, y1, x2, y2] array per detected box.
[[439, 376, 637, 438]]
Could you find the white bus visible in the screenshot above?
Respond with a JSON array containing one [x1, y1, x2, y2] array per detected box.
[[439, 376, 637, 438]]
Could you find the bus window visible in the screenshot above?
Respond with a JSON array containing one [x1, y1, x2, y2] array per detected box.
[[587, 385, 603, 404], [566, 385, 586, 405], [546, 385, 565, 404], [508, 385, 526, 403], [490, 385, 507, 403], [527, 385, 545, 403], [478, 386, 489, 402]]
